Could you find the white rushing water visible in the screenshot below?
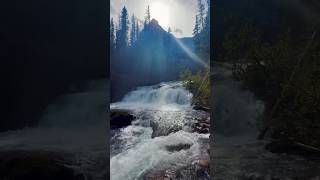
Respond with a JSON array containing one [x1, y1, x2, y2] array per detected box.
[[110, 82, 209, 180]]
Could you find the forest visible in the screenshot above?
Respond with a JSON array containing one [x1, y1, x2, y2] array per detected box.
[[215, 0, 320, 149], [110, 0, 210, 107]]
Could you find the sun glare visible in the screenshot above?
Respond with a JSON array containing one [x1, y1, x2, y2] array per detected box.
[[151, 2, 169, 29]]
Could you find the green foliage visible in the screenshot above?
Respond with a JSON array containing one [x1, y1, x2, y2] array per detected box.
[[180, 68, 210, 107], [224, 24, 320, 147]]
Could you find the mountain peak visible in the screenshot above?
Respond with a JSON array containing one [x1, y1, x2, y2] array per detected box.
[[150, 19, 159, 25], [144, 18, 165, 33]]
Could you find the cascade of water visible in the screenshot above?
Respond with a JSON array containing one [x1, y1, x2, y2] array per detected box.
[[110, 82, 209, 180]]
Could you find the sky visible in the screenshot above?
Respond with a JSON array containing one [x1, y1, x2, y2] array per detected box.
[[110, 0, 201, 38]]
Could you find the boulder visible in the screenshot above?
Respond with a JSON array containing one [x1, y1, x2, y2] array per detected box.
[[150, 120, 181, 138], [144, 170, 176, 180], [165, 143, 192, 152], [110, 109, 135, 129], [193, 105, 211, 112]]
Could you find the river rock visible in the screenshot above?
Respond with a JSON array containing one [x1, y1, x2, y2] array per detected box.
[[110, 109, 135, 129], [144, 170, 176, 180], [176, 163, 210, 180], [150, 120, 181, 138], [165, 143, 192, 152], [193, 117, 210, 134], [193, 105, 211, 112]]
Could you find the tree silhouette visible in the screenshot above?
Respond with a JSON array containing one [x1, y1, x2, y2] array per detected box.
[[110, 18, 115, 51], [116, 6, 129, 49], [130, 14, 136, 46], [145, 5, 151, 25], [136, 21, 140, 40], [197, 0, 205, 29], [193, 15, 200, 36]]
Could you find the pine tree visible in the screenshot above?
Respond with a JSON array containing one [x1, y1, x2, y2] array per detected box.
[[130, 14, 136, 46], [115, 15, 121, 50], [145, 5, 151, 24], [197, 0, 205, 29], [193, 15, 200, 36], [136, 20, 140, 40], [115, 26, 120, 50], [204, 0, 210, 30], [118, 6, 129, 48], [110, 18, 115, 51]]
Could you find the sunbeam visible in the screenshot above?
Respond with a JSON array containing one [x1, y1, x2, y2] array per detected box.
[[174, 38, 209, 69]]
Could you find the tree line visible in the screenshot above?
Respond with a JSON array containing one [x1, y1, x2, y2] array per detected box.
[[222, 14, 320, 148], [180, 0, 211, 107], [110, 5, 175, 53]]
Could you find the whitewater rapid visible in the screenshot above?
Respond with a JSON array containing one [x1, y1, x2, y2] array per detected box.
[[110, 82, 209, 180]]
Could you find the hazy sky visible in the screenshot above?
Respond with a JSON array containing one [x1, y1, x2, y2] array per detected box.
[[110, 0, 200, 38]]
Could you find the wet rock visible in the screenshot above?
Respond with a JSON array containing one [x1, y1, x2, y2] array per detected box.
[[165, 143, 192, 152], [110, 109, 135, 129], [193, 105, 210, 112], [144, 170, 165, 180], [144, 158, 210, 180], [197, 159, 210, 169], [192, 116, 210, 134], [194, 127, 209, 134], [176, 163, 210, 180], [150, 120, 181, 138], [144, 170, 176, 180]]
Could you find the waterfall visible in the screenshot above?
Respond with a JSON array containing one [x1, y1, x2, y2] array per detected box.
[[110, 81, 209, 180], [111, 81, 193, 110]]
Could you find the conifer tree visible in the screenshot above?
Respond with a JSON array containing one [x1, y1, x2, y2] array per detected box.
[[110, 18, 115, 51], [145, 5, 151, 24], [118, 6, 129, 48], [193, 15, 200, 36], [136, 20, 140, 40], [197, 0, 205, 29], [130, 14, 136, 46]]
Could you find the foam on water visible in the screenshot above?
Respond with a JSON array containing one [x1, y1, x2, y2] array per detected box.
[[111, 131, 206, 180], [111, 81, 192, 111], [110, 82, 207, 180]]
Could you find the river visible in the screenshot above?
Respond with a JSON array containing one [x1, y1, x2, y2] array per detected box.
[[110, 82, 210, 180]]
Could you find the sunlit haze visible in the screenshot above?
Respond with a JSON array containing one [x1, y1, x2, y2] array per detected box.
[[151, 2, 169, 29], [111, 0, 201, 38]]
